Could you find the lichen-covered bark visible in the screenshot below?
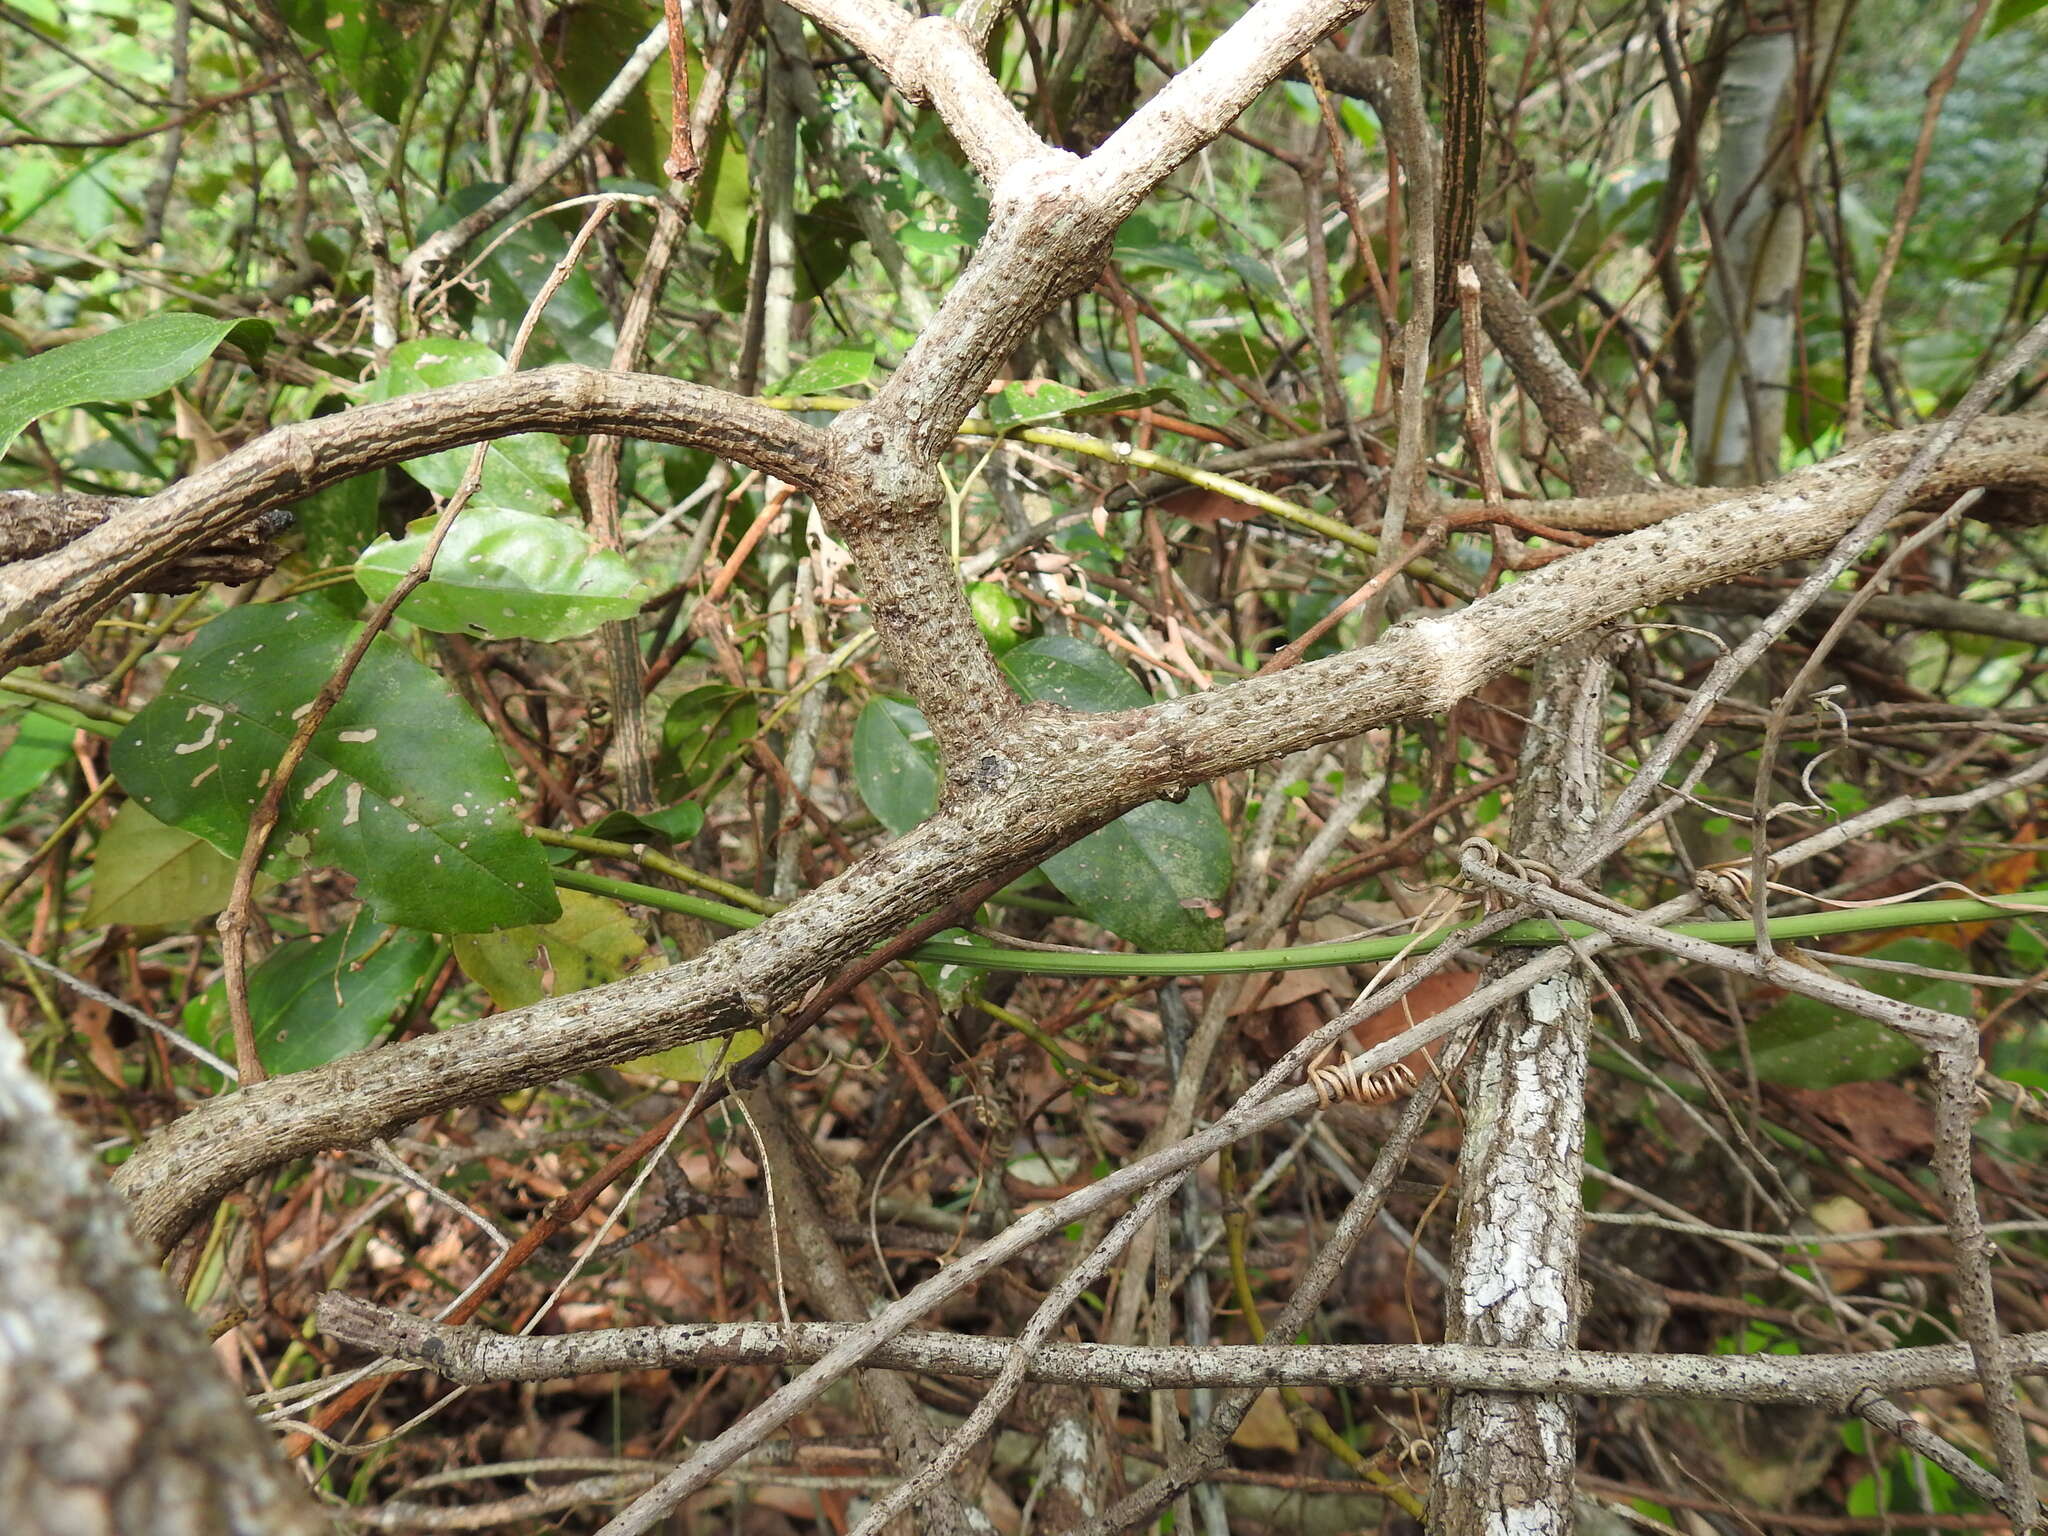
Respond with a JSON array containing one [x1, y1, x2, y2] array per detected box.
[[1432, 634, 1612, 1536], [0, 1026, 329, 1536]]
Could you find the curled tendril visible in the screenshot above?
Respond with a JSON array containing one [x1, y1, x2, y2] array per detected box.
[[1308, 1053, 1420, 1111]]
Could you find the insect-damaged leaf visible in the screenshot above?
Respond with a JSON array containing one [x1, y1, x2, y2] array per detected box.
[[112, 602, 558, 933]]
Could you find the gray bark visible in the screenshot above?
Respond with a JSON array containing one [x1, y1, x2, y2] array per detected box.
[[1431, 635, 1613, 1536], [0, 1025, 328, 1536]]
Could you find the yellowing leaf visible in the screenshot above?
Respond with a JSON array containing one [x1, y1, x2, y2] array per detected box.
[[83, 800, 271, 927], [451, 888, 649, 1009], [621, 1029, 764, 1084]]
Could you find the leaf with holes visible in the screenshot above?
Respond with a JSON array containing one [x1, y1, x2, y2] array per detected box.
[[354, 508, 649, 641], [364, 339, 573, 515], [111, 602, 558, 933], [0, 313, 271, 458]]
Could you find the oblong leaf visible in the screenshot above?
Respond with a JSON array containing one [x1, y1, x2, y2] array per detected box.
[[851, 696, 941, 838], [1003, 638, 1228, 952], [364, 339, 572, 515], [82, 800, 269, 927], [355, 508, 649, 641], [1724, 938, 1966, 1088], [656, 684, 758, 798], [774, 346, 875, 397], [111, 602, 559, 933], [0, 313, 271, 458], [452, 888, 648, 1011], [186, 924, 438, 1076]]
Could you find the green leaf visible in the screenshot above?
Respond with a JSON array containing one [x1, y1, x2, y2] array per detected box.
[[794, 195, 869, 300], [364, 339, 573, 515], [850, 696, 941, 838], [82, 799, 270, 927], [293, 471, 381, 573], [419, 186, 618, 367], [584, 801, 706, 847], [984, 380, 1186, 428], [111, 602, 559, 933], [966, 581, 1030, 654], [1727, 938, 1969, 1088], [656, 684, 758, 798], [1004, 638, 1229, 953], [452, 888, 648, 1010], [0, 313, 272, 458], [277, 0, 420, 121], [354, 508, 650, 641], [1991, 0, 2048, 36], [189, 924, 438, 1076], [0, 709, 73, 800], [986, 379, 1089, 425], [546, 0, 669, 182], [693, 124, 753, 261], [850, 639, 1230, 951], [774, 346, 876, 397]]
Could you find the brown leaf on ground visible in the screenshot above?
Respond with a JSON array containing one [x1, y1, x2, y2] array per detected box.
[[1782, 1079, 1934, 1163]]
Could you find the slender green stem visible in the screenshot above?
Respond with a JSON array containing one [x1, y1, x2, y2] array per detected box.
[[551, 865, 2048, 977]]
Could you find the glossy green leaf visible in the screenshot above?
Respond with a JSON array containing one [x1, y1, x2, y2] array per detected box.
[[1005, 638, 1228, 953], [0, 709, 73, 800], [82, 800, 269, 927], [851, 696, 941, 838], [0, 313, 271, 458], [1991, 0, 2048, 36], [364, 339, 573, 515], [656, 684, 758, 798], [188, 924, 438, 1077], [967, 582, 1030, 654], [293, 470, 381, 573], [984, 380, 1184, 429], [111, 602, 559, 933], [1729, 938, 1969, 1088], [354, 508, 649, 641], [774, 346, 875, 397], [452, 888, 648, 1010]]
